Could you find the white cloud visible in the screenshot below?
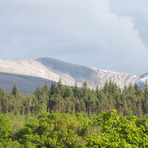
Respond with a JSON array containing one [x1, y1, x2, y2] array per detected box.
[[0, 0, 148, 74]]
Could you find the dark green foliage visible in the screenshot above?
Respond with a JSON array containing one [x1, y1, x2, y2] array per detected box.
[[34, 84, 41, 100], [0, 80, 148, 117], [11, 84, 19, 97]]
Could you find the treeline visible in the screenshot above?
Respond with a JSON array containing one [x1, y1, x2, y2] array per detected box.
[[0, 80, 148, 117], [0, 110, 148, 147]]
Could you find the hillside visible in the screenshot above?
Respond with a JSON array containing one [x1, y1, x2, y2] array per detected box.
[[0, 57, 147, 93], [36, 57, 140, 88], [0, 72, 52, 94]]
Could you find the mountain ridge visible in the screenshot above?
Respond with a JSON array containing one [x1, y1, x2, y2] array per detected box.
[[0, 57, 147, 93]]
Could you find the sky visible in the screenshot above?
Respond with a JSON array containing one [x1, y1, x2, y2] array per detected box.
[[0, 0, 148, 74]]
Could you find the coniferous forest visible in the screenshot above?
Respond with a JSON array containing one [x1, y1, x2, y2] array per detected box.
[[0, 80, 148, 147]]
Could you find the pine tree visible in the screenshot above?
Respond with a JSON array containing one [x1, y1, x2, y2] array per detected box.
[[41, 82, 49, 96], [49, 81, 58, 97], [73, 82, 80, 98], [11, 84, 19, 97], [34, 84, 41, 100]]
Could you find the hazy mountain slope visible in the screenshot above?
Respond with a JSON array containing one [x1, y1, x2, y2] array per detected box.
[[0, 59, 60, 80], [36, 57, 95, 78], [91, 67, 140, 88], [0, 59, 81, 86], [36, 57, 140, 88], [0, 72, 52, 94], [0, 57, 144, 93], [36, 57, 97, 86]]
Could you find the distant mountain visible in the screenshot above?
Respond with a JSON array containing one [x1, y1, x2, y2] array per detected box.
[[0, 57, 147, 93], [35, 57, 140, 88]]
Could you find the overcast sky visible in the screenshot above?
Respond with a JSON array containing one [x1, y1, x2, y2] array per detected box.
[[0, 0, 148, 74]]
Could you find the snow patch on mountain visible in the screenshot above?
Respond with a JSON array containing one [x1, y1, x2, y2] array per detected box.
[[139, 76, 148, 83], [137, 73, 148, 87]]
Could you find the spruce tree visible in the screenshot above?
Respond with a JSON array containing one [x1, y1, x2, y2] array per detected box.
[[11, 84, 19, 97]]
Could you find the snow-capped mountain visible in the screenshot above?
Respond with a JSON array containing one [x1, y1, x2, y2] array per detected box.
[[0, 57, 146, 93], [137, 72, 148, 88]]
